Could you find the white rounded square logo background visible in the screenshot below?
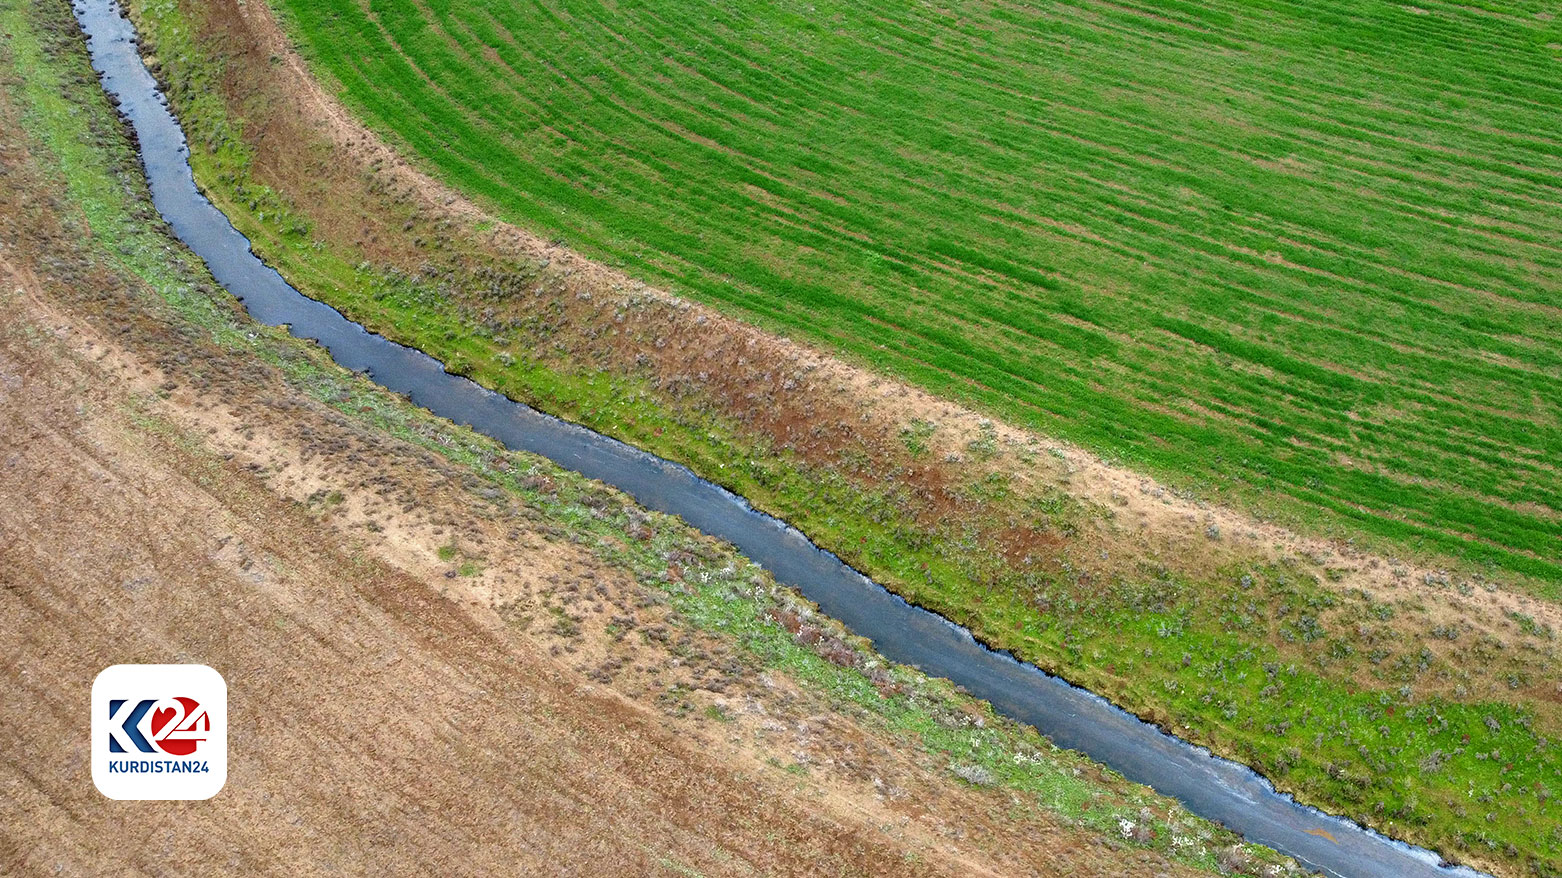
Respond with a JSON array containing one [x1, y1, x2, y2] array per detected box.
[[91, 664, 227, 800]]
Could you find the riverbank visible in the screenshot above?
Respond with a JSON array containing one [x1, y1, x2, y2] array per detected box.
[[107, 0, 1562, 873], [0, 1, 1297, 874]]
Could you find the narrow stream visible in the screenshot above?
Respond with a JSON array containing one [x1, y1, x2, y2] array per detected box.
[[73, 2, 1488, 875]]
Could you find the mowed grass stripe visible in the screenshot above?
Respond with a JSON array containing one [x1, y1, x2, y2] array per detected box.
[[606, 5, 1562, 379], [281, 0, 1562, 579], [568, 0, 1555, 345]]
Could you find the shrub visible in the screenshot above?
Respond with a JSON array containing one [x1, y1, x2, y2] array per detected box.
[[950, 762, 996, 786]]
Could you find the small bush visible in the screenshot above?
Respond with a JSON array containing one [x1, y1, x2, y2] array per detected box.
[[1215, 845, 1251, 875], [950, 762, 996, 786]]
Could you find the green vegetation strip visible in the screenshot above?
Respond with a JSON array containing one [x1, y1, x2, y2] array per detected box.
[[271, 0, 1562, 582], [0, 3, 1298, 872]]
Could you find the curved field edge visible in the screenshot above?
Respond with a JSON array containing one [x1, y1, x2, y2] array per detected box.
[[123, 0, 1562, 873], [0, 2, 1301, 873], [271, 0, 1562, 584]]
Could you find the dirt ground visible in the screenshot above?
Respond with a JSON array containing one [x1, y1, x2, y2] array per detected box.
[[0, 68, 1208, 878]]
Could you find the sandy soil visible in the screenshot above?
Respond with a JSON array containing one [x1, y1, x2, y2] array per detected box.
[[0, 267, 1209, 878]]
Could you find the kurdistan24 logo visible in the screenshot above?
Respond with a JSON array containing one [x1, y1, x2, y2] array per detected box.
[[93, 664, 227, 800], [107, 696, 211, 757]]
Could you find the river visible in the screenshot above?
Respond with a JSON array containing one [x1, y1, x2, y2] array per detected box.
[[71, 2, 1488, 875]]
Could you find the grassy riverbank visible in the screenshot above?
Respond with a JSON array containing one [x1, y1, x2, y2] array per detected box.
[[110, 0, 1562, 873]]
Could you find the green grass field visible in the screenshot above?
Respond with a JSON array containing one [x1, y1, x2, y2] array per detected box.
[[277, 0, 1562, 582]]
